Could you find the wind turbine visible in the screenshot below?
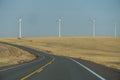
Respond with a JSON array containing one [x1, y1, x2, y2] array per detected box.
[[19, 17, 22, 38], [114, 23, 117, 37], [89, 17, 96, 37], [58, 18, 61, 37], [92, 18, 96, 37]]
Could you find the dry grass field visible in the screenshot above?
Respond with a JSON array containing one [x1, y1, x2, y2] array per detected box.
[[0, 43, 35, 67], [0, 37, 120, 70]]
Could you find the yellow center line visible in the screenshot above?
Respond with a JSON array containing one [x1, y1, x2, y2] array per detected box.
[[20, 57, 55, 80]]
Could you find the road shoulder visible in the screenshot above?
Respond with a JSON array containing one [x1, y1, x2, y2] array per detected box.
[[72, 58, 120, 80]]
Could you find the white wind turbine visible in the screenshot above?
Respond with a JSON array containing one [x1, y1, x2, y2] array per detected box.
[[92, 18, 96, 37], [89, 17, 96, 37], [58, 18, 62, 37], [114, 23, 117, 37], [19, 17, 22, 38]]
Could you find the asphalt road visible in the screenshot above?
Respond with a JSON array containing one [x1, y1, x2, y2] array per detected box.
[[0, 42, 106, 80]]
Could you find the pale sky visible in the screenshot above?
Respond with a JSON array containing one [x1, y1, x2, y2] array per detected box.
[[0, 0, 120, 37]]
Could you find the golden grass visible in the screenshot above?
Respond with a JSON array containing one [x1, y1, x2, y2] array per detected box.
[[0, 37, 120, 70], [0, 43, 36, 67]]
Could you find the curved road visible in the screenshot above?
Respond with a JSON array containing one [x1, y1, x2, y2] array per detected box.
[[0, 42, 106, 80]]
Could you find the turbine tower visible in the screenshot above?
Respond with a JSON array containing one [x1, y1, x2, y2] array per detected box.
[[19, 17, 22, 38], [58, 18, 61, 37], [92, 18, 96, 37], [114, 23, 117, 37]]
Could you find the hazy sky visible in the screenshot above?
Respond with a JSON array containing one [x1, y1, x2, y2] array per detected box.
[[0, 0, 120, 37]]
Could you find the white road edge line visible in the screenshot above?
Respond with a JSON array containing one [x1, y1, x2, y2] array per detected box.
[[70, 58, 106, 80], [0, 60, 37, 72], [0, 56, 45, 72]]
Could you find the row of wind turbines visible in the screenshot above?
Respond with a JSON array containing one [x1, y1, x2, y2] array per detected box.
[[18, 17, 62, 38], [18, 17, 117, 38]]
